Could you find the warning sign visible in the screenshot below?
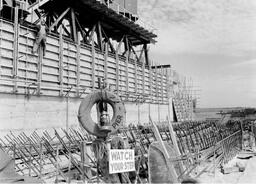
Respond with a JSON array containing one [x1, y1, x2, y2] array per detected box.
[[109, 149, 135, 174]]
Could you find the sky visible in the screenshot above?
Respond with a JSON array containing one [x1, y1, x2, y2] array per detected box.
[[138, 0, 256, 108]]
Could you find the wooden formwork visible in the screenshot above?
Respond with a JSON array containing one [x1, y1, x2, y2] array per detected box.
[[0, 18, 169, 104]]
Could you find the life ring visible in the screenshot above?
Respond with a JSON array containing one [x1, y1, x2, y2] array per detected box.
[[78, 90, 125, 137]]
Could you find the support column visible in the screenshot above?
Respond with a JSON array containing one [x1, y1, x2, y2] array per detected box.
[[76, 34, 81, 96], [13, 6, 19, 92], [142, 60, 145, 95], [70, 9, 77, 42], [59, 27, 64, 96], [115, 41, 122, 95], [161, 67, 164, 103], [37, 47, 43, 95], [125, 50, 129, 95], [134, 59, 138, 94], [91, 32, 95, 90], [149, 60, 153, 103], [104, 42, 108, 83]]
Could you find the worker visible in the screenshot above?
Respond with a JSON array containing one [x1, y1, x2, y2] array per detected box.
[[99, 111, 110, 127], [32, 19, 47, 56]]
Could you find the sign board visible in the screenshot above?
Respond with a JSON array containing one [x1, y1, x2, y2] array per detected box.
[[109, 149, 135, 174]]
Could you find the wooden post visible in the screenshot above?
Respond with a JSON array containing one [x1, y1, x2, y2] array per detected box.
[[104, 42, 108, 85], [161, 67, 164, 103], [115, 38, 123, 95], [144, 43, 149, 65], [125, 48, 129, 95], [97, 22, 103, 52], [91, 32, 95, 90], [13, 6, 19, 92], [142, 60, 145, 95], [134, 57, 138, 94], [76, 33, 81, 96], [115, 48, 120, 95], [149, 60, 153, 103], [37, 46, 43, 95], [59, 27, 64, 96], [71, 9, 77, 42]]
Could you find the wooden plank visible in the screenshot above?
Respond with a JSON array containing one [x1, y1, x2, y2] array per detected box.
[[115, 52, 120, 95], [97, 22, 103, 52], [134, 59, 138, 94], [76, 34, 81, 96], [59, 27, 64, 96], [161, 67, 164, 103], [144, 44, 149, 65], [104, 42, 108, 84], [142, 59, 145, 95], [37, 47, 43, 95], [91, 32, 95, 90], [13, 6, 19, 92], [71, 9, 78, 42], [125, 50, 129, 95], [149, 60, 153, 102]]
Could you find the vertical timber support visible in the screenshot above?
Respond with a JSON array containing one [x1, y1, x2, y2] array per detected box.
[[37, 46, 43, 95], [142, 58, 145, 95], [134, 56, 138, 94], [149, 60, 153, 103], [59, 27, 64, 96], [70, 8, 77, 42], [91, 27, 96, 90], [144, 43, 149, 66], [104, 41, 108, 84], [115, 37, 123, 95], [152, 62, 156, 104], [161, 66, 164, 103], [97, 22, 103, 52], [76, 34, 81, 96], [13, 6, 19, 93], [125, 36, 129, 96]]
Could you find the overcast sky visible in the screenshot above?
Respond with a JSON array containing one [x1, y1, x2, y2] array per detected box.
[[139, 0, 256, 108]]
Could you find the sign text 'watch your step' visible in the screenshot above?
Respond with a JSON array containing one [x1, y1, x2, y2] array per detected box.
[[109, 149, 135, 174]]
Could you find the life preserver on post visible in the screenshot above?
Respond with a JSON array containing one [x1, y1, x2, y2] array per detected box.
[[78, 90, 125, 138]]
